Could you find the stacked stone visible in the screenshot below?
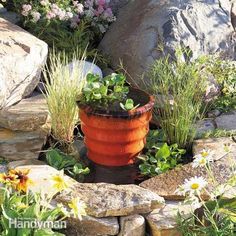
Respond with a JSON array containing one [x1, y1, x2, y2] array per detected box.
[[0, 17, 49, 161]]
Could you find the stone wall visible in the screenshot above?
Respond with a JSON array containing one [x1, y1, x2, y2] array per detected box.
[[109, 0, 131, 12]]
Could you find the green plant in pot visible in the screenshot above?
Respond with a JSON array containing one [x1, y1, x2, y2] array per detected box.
[[77, 73, 155, 166]]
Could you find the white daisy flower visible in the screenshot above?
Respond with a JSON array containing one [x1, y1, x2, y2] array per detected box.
[[198, 149, 214, 159], [182, 176, 207, 195], [192, 149, 214, 168]]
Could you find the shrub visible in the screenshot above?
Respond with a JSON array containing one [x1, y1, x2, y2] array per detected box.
[[6, 0, 116, 62], [142, 52, 207, 149], [205, 57, 236, 112], [43, 51, 86, 146]]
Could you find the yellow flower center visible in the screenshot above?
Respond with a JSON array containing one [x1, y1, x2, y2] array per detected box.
[[201, 151, 209, 158], [199, 158, 206, 165], [191, 183, 199, 190]]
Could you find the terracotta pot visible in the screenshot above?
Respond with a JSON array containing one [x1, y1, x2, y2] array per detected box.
[[77, 88, 154, 166]]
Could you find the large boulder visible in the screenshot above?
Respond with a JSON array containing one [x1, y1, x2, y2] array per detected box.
[[99, 0, 235, 85], [0, 18, 48, 108]]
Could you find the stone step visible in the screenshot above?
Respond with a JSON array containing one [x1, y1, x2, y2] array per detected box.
[[0, 92, 49, 131], [0, 126, 49, 161]]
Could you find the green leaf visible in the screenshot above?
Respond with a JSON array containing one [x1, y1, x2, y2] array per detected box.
[[86, 73, 99, 84], [91, 82, 101, 89], [124, 99, 134, 110], [23, 204, 38, 219], [73, 164, 90, 175], [16, 228, 32, 236], [149, 156, 157, 164], [155, 143, 171, 159], [46, 149, 63, 170], [92, 92, 102, 100]]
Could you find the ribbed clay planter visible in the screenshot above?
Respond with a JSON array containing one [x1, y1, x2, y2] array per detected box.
[[77, 88, 154, 166]]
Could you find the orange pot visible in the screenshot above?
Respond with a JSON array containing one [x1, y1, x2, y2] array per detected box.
[[78, 88, 154, 166]]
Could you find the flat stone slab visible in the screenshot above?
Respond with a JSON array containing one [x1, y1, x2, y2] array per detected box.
[[140, 137, 236, 200], [56, 183, 164, 217], [0, 92, 49, 131], [146, 201, 197, 236], [65, 215, 119, 236], [7, 159, 45, 170], [0, 127, 48, 161], [193, 137, 236, 161], [13, 164, 119, 235], [215, 110, 236, 131], [12, 164, 164, 218], [140, 159, 234, 200]]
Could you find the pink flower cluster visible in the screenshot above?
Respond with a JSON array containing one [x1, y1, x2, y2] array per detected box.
[[19, 0, 115, 33]]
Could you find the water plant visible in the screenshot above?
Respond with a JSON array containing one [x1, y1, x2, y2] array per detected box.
[[139, 130, 186, 177], [46, 148, 90, 181], [80, 73, 139, 111]]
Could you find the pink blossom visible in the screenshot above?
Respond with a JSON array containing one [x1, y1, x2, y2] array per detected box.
[[95, 5, 104, 16], [31, 11, 41, 22], [96, 0, 106, 6], [46, 11, 56, 20], [103, 7, 113, 18], [76, 3, 84, 14], [21, 4, 32, 16], [40, 0, 48, 6]]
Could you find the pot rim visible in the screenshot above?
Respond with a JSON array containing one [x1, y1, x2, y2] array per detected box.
[[77, 87, 155, 119]]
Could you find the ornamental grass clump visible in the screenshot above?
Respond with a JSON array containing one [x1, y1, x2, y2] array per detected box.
[[43, 51, 87, 146], [143, 52, 207, 149]]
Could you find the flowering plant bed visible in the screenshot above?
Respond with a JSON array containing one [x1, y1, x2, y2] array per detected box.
[[1, 0, 116, 60]]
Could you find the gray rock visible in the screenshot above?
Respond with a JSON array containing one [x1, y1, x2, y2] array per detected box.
[[99, 0, 235, 86], [0, 164, 7, 173], [14, 165, 77, 194], [56, 182, 164, 217], [7, 160, 46, 170], [192, 137, 236, 161], [67, 60, 103, 80], [146, 201, 198, 236], [0, 11, 20, 24], [0, 4, 7, 13], [118, 215, 145, 236], [207, 109, 221, 118], [204, 75, 221, 102], [65, 216, 119, 236], [0, 127, 49, 161], [195, 119, 215, 137], [0, 92, 49, 131], [215, 110, 236, 131], [0, 18, 48, 108], [109, 0, 131, 13]]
